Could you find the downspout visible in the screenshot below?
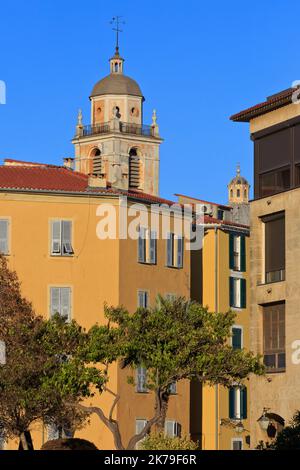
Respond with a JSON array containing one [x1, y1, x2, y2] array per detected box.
[[214, 226, 219, 451]]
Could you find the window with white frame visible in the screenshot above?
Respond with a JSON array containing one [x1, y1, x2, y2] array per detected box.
[[167, 233, 183, 268], [0, 219, 9, 255], [168, 381, 177, 394], [231, 438, 243, 450], [51, 220, 73, 256], [138, 290, 149, 308], [138, 227, 157, 264], [50, 287, 72, 321], [165, 293, 177, 302], [165, 420, 181, 438], [136, 366, 147, 393]]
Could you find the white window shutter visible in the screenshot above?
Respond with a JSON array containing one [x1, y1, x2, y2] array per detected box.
[[167, 233, 173, 267], [137, 366, 147, 392], [135, 419, 147, 435], [138, 291, 148, 308], [165, 420, 175, 437], [0, 219, 8, 254], [50, 287, 60, 317], [51, 221, 61, 254], [60, 288, 71, 321], [62, 221, 73, 255], [150, 231, 157, 264], [177, 236, 183, 268]]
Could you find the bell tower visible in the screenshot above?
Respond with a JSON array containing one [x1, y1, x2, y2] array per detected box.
[[72, 41, 162, 196]]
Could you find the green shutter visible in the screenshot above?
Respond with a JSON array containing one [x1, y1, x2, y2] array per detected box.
[[240, 236, 246, 272], [229, 233, 234, 269], [241, 387, 247, 419], [229, 387, 235, 419], [229, 277, 234, 307], [240, 278, 246, 308], [232, 327, 242, 349]]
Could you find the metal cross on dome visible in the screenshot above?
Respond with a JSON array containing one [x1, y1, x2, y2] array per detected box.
[[110, 16, 125, 51]]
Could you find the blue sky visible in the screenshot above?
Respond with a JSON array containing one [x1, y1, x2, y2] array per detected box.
[[0, 0, 299, 203]]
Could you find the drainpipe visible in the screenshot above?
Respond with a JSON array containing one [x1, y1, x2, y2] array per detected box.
[[214, 226, 219, 451]]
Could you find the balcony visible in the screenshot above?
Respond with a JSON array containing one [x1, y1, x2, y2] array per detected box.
[[77, 121, 158, 139]]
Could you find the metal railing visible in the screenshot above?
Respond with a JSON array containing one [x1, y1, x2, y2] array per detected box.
[[79, 122, 156, 138]]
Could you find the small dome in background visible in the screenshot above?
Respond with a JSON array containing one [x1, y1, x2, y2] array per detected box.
[[228, 164, 250, 205]]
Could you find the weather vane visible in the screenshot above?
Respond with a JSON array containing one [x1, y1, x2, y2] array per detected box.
[[110, 16, 125, 52]]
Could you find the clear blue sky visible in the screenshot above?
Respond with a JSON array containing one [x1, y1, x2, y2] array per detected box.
[[0, 0, 299, 203]]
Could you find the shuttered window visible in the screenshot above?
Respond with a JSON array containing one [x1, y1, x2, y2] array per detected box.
[[167, 233, 183, 268], [263, 301, 285, 372], [232, 327, 242, 350], [136, 366, 147, 393], [165, 421, 181, 438], [50, 287, 72, 321], [229, 278, 246, 309], [138, 228, 157, 264], [229, 234, 246, 272], [135, 419, 148, 449], [138, 290, 149, 308], [129, 149, 140, 189], [262, 212, 285, 283], [232, 439, 243, 450], [229, 386, 247, 420], [51, 220, 73, 256], [0, 219, 9, 254], [168, 382, 177, 394], [149, 231, 157, 264]]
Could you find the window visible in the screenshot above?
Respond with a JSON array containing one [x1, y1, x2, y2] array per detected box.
[[135, 419, 148, 449], [50, 287, 72, 321], [168, 382, 177, 394], [136, 366, 147, 393], [263, 302, 285, 373], [262, 212, 285, 284], [129, 148, 140, 189], [165, 420, 181, 438], [229, 386, 247, 420], [217, 209, 224, 220], [229, 277, 246, 308], [259, 167, 290, 197], [231, 438, 243, 450], [229, 234, 246, 272], [51, 220, 73, 256], [237, 189, 240, 198], [92, 148, 102, 175], [167, 233, 184, 268], [138, 228, 157, 264], [165, 293, 177, 302], [232, 327, 243, 350], [138, 290, 149, 308], [47, 423, 73, 441], [0, 219, 9, 254]]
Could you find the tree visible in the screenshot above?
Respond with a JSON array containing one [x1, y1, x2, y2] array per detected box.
[[0, 255, 104, 450], [80, 296, 264, 450], [270, 412, 300, 450], [140, 433, 199, 451]]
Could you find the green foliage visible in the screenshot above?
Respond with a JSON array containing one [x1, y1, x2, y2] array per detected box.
[[140, 433, 199, 450], [88, 296, 264, 393], [270, 412, 300, 450]]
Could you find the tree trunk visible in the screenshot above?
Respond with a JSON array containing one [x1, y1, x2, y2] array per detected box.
[[155, 392, 169, 432], [19, 431, 34, 451]]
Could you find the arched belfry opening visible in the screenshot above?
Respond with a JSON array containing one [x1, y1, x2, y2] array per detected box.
[[91, 148, 102, 175], [129, 148, 140, 189]]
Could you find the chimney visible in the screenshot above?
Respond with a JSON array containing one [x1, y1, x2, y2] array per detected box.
[[88, 174, 107, 188], [63, 157, 74, 170]]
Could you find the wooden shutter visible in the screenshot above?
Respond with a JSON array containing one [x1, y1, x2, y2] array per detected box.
[[150, 231, 157, 264], [138, 227, 146, 262], [61, 288, 71, 321], [240, 236, 246, 272], [240, 279, 246, 308], [129, 155, 140, 188], [232, 327, 242, 349], [240, 387, 247, 419], [167, 233, 173, 267], [0, 220, 8, 254], [229, 233, 234, 270], [263, 212, 285, 274], [51, 221, 61, 254], [62, 221, 73, 255], [177, 236, 183, 268], [229, 387, 235, 419], [229, 277, 234, 307], [50, 287, 60, 317]]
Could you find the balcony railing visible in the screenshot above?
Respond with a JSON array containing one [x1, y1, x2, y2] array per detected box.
[[78, 121, 157, 138]]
